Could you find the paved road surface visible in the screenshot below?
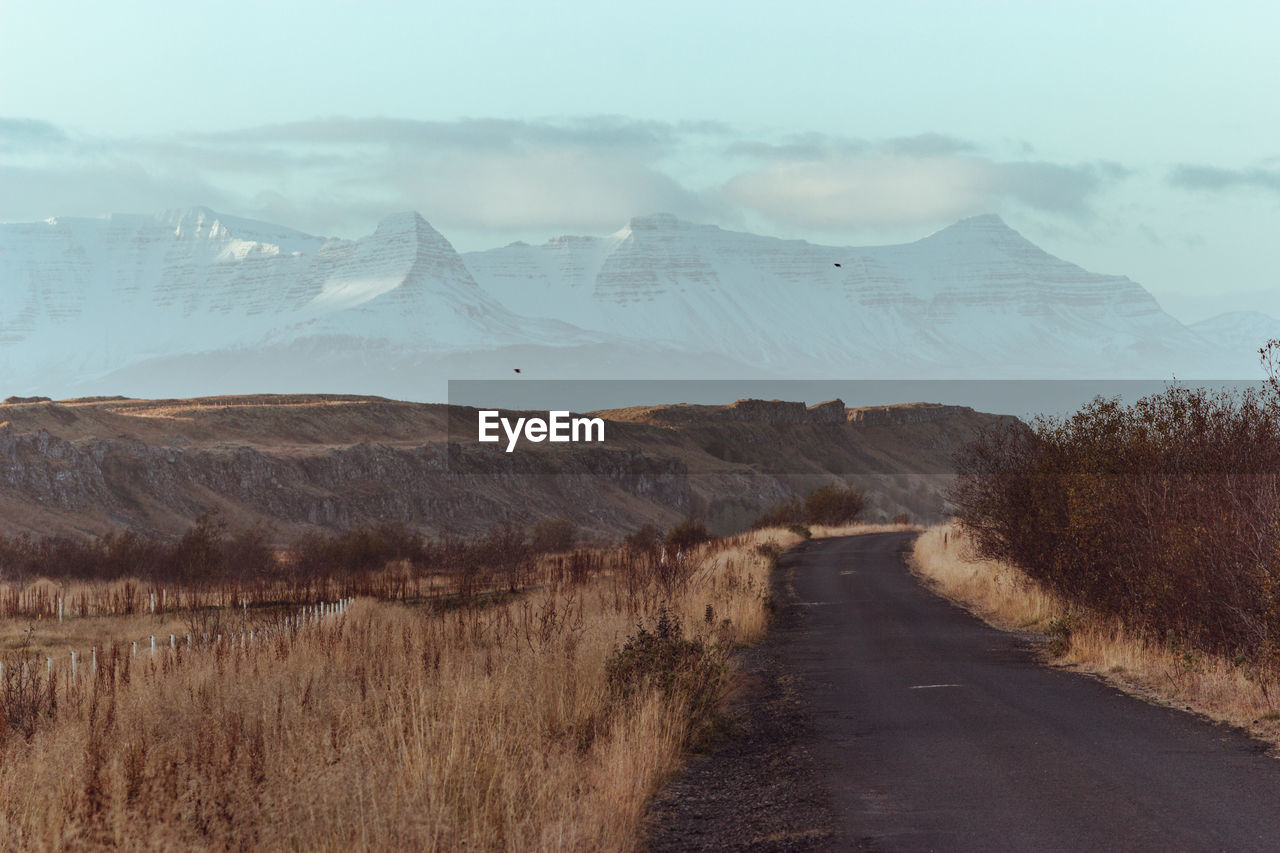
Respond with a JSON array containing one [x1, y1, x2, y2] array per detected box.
[[782, 532, 1280, 851]]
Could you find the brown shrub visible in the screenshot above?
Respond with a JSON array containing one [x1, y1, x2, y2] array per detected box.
[[531, 516, 578, 553], [802, 485, 866, 526], [951, 381, 1280, 662]]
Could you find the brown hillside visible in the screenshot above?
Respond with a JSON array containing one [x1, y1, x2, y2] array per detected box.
[[0, 394, 1016, 540]]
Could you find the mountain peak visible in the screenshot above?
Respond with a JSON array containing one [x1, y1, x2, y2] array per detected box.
[[372, 211, 453, 247], [625, 213, 688, 231], [159, 206, 228, 239], [919, 213, 1037, 250]]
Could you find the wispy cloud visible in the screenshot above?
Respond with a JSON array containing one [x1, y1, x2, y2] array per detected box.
[[1169, 164, 1280, 194], [721, 151, 1126, 229], [0, 117, 69, 149], [0, 114, 1132, 243]]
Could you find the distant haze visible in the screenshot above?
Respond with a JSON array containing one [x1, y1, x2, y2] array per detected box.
[[1, 1, 1278, 324]]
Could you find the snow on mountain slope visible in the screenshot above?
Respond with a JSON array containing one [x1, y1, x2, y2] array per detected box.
[[0, 207, 1262, 400], [464, 214, 1245, 378], [0, 208, 594, 394], [1191, 311, 1280, 354]]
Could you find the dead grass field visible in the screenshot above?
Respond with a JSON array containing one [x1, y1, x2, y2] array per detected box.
[[0, 529, 804, 851], [912, 523, 1280, 745]]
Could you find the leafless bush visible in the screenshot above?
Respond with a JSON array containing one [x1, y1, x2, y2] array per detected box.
[[952, 377, 1280, 662]]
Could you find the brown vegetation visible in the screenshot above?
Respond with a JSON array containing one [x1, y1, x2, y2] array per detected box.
[[0, 520, 801, 850], [752, 484, 867, 530], [951, 382, 1280, 665]]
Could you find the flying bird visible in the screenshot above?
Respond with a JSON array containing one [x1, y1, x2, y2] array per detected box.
[[833, 263, 842, 268], [513, 368, 522, 374]]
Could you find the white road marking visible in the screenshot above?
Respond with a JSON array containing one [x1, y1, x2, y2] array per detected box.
[[908, 683, 963, 690]]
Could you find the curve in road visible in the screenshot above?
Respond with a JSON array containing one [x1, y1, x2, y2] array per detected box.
[[778, 532, 1280, 851]]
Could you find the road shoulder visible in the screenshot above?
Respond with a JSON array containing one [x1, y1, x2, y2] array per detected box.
[[644, 546, 839, 851]]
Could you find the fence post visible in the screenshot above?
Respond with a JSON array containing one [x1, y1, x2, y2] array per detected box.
[[71, 651, 76, 679], [132, 641, 137, 657], [91, 648, 96, 672], [170, 634, 175, 651]]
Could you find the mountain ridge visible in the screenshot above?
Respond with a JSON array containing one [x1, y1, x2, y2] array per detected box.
[[0, 207, 1265, 399]]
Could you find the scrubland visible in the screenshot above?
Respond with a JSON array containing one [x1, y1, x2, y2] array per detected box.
[[0, 527, 800, 851], [932, 371, 1280, 742]]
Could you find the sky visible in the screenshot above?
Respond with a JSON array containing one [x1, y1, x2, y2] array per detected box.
[[2, 0, 1278, 323]]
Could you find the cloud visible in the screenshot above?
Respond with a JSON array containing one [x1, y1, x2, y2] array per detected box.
[[721, 153, 1125, 229], [0, 115, 1130, 243], [184, 115, 728, 156], [0, 117, 70, 151], [884, 133, 976, 158], [1169, 164, 1280, 194]]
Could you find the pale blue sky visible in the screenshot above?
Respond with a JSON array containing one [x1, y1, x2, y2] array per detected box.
[[3, 0, 1279, 321]]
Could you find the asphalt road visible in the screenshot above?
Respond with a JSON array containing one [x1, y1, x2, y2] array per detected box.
[[784, 532, 1280, 852]]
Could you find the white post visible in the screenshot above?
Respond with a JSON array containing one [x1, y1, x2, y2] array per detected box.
[[47, 657, 52, 677], [150, 592, 155, 614], [170, 634, 175, 650], [187, 634, 192, 648], [162, 588, 166, 609], [58, 597, 63, 621], [150, 636, 156, 657], [132, 641, 137, 657], [91, 648, 96, 671], [71, 651, 76, 679]]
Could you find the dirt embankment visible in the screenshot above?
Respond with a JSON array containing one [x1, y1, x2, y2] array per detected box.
[[0, 395, 1015, 540]]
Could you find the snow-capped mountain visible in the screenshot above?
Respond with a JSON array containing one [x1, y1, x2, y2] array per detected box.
[[0, 208, 606, 397], [464, 213, 1248, 378], [0, 207, 1262, 400]]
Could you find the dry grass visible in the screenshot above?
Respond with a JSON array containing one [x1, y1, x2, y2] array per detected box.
[[0, 529, 802, 851], [912, 523, 1280, 743], [809, 521, 923, 539]]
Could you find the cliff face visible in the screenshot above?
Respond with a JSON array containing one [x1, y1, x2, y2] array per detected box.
[[0, 394, 1017, 539]]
